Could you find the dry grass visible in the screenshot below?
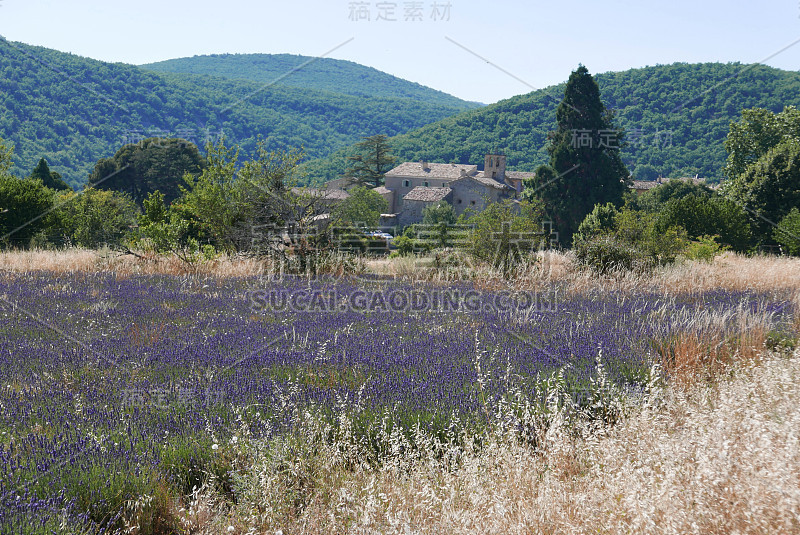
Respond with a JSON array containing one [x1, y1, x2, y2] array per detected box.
[[3, 248, 799, 297], [3, 248, 800, 533], [185, 349, 800, 534], [368, 250, 800, 296], [0, 248, 267, 277]]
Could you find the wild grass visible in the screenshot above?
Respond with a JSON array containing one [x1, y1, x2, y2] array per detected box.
[[167, 345, 799, 535], [3, 247, 799, 296], [2, 248, 799, 533]]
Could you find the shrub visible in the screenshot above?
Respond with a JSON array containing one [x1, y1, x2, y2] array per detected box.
[[573, 233, 651, 274], [773, 207, 800, 256], [575, 202, 619, 241], [684, 235, 728, 263]]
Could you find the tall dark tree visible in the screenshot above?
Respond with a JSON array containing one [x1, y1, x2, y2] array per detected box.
[[345, 134, 396, 188], [525, 65, 630, 244], [87, 138, 206, 205], [29, 158, 71, 191]]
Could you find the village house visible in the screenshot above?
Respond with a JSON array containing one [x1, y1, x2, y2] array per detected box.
[[376, 154, 533, 227]]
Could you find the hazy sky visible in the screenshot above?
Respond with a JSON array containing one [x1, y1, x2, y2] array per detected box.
[[1, 0, 798, 104]]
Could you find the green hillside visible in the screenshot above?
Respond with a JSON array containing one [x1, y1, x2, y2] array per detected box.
[[0, 41, 476, 188], [302, 63, 800, 184], [141, 53, 483, 108]]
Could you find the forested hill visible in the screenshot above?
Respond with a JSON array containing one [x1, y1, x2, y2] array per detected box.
[[302, 63, 800, 184], [141, 53, 483, 108], [0, 41, 476, 188]]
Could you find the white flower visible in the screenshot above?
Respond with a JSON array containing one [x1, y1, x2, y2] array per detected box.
[[212, 443, 219, 451], [227, 527, 234, 533]]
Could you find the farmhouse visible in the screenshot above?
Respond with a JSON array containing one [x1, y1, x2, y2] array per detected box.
[[377, 154, 533, 226]]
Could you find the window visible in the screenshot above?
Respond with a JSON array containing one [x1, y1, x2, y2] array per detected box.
[[403, 180, 411, 187], [470, 200, 476, 206], [457, 199, 462, 204], [423, 181, 429, 187]]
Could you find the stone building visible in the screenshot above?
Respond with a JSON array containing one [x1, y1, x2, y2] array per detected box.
[[375, 154, 534, 227]]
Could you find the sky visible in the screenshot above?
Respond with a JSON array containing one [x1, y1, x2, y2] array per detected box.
[[0, 0, 799, 104]]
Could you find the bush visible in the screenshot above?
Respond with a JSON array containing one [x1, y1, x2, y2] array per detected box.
[[574, 206, 688, 273], [774, 207, 800, 256], [684, 235, 728, 262], [657, 194, 752, 252], [47, 188, 139, 248], [0, 175, 54, 248], [573, 234, 651, 274], [575, 202, 619, 241], [462, 199, 544, 276]]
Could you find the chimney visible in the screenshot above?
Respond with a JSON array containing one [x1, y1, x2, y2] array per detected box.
[[421, 160, 430, 171], [459, 168, 466, 177]]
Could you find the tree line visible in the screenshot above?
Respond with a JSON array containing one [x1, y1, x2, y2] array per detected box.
[[1, 64, 798, 269]]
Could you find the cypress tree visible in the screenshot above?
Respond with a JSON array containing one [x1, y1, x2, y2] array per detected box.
[[528, 65, 630, 244]]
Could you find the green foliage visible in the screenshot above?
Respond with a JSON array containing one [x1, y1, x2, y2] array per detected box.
[[524, 65, 629, 244], [175, 140, 241, 250], [141, 53, 482, 108], [575, 202, 619, 241], [134, 190, 196, 256], [345, 135, 396, 187], [29, 158, 71, 191], [88, 138, 206, 205], [573, 234, 647, 274], [724, 106, 800, 179], [463, 199, 544, 276], [574, 206, 688, 273], [170, 140, 310, 255], [774, 207, 800, 256], [0, 137, 13, 176], [724, 138, 800, 241], [656, 195, 752, 252], [0, 175, 53, 247], [331, 186, 388, 227], [422, 201, 457, 226], [631, 178, 714, 211], [306, 63, 800, 184], [0, 41, 473, 187], [391, 234, 415, 256], [46, 188, 139, 248], [633, 163, 659, 180], [684, 235, 727, 263]]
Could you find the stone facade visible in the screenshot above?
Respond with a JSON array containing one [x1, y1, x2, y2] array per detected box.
[[324, 154, 536, 228], [379, 154, 534, 226]]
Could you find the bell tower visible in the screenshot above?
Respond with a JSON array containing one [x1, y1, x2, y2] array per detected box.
[[484, 154, 506, 180]]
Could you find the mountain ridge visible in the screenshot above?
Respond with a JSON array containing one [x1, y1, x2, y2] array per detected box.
[[0, 40, 477, 188], [300, 62, 800, 184]]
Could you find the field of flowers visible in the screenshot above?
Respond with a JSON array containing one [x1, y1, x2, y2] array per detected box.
[[0, 268, 796, 532]]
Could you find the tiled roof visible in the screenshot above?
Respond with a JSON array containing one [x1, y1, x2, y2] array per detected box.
[[386, 161, 478, 179], [451, 174, 510, 191], [291, 187, 350, 200], [630, 180, 661, 190], [631, 177, 708, 191], [505, 170, 535, 180], [402, 186, 452, 202], [373, 186, 392, 195]]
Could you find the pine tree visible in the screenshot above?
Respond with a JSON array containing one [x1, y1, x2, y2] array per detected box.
[[526, 65, 629, 244], [29, 158, 71, 191], [345, 135, 396, 188]]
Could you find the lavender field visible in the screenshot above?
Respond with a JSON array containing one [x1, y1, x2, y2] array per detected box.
[[0, 269, 796, 532]]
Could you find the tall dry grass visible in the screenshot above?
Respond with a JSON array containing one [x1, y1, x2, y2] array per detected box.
[[369, 250, 800, 296], [0, 248, 267, 277], [4, 248, 799, 297], [183, 349, 800, 535]]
